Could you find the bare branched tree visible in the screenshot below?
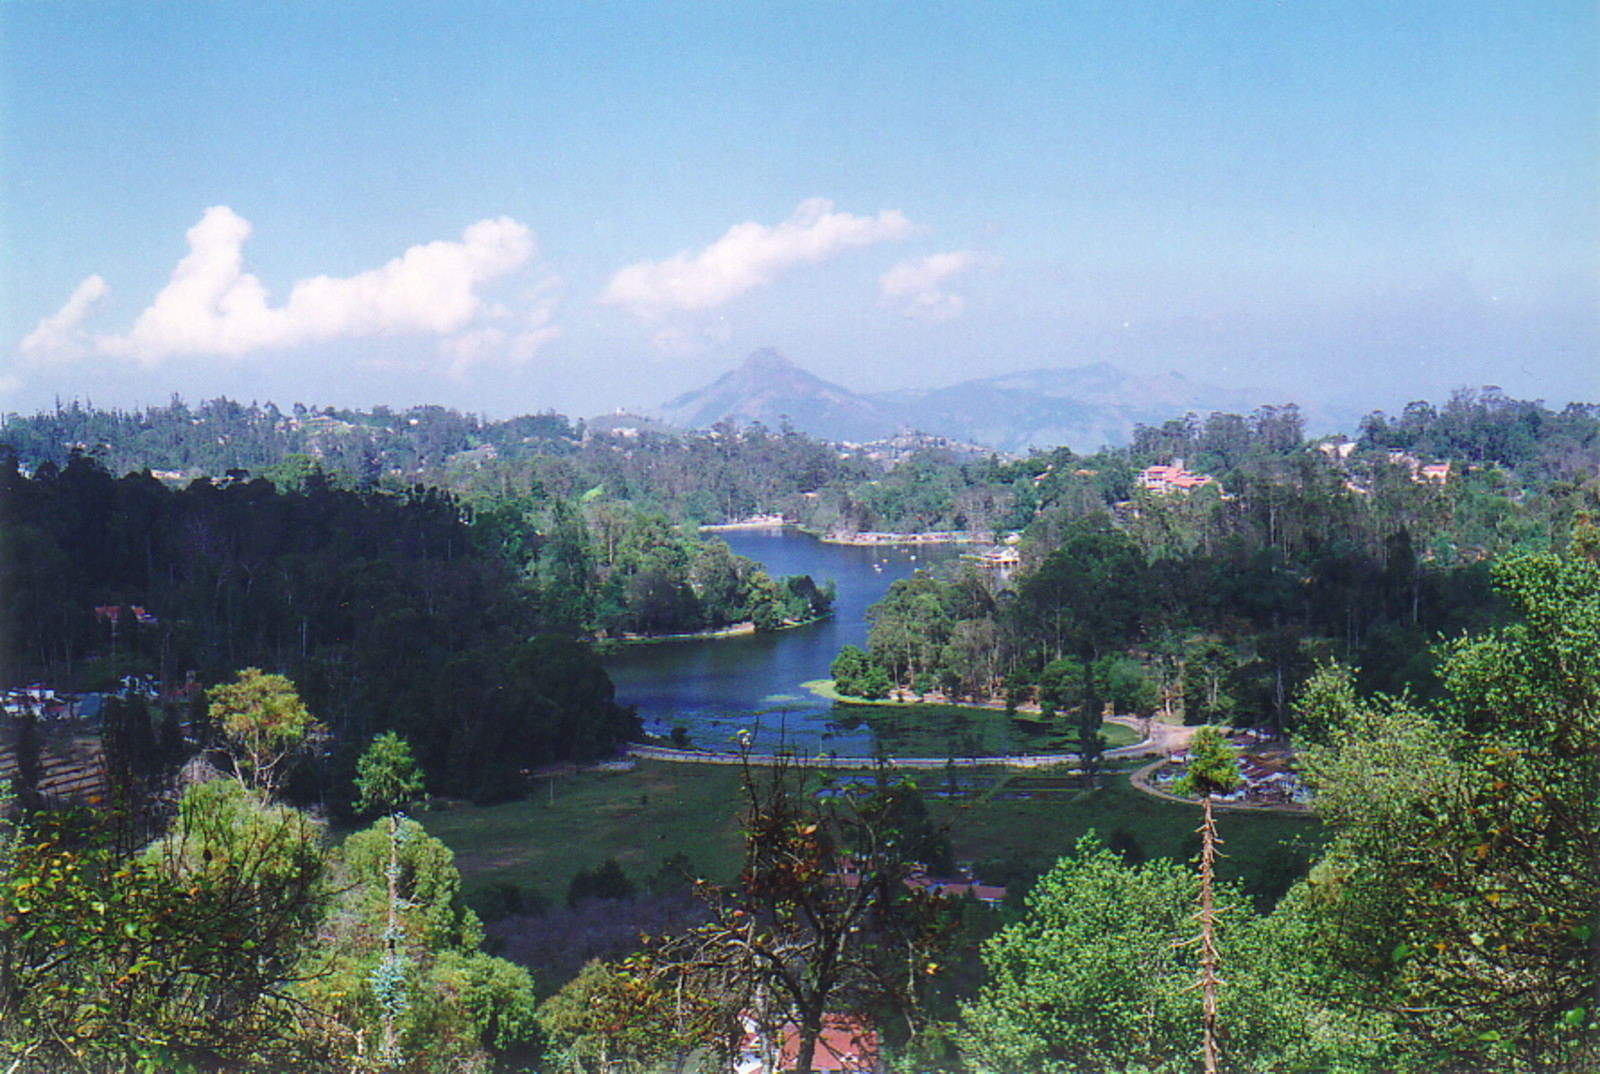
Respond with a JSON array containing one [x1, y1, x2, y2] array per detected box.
[[652, 749, 954, 1073]]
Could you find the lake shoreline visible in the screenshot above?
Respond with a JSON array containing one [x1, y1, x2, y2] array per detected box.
[[810, 528, 992, 546], [698, 516, 789, 532], [601, 530, 966, 755], [805, 677, 1046, 712], [599, 613, 832, 650]]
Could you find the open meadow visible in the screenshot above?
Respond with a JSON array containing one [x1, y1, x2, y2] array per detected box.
[[419, 758, 1321, 913]]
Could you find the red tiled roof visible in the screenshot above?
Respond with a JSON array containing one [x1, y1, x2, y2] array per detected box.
[[778, 1016, 879, 1072]]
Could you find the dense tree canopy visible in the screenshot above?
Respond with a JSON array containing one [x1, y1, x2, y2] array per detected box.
[[962, 835, 1272, 1074], [1296, 551, 1600, 1068]]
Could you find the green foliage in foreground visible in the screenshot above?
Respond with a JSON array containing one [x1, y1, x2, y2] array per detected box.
[[1, 780, 328, 1071], [353, 730, 427, 817], [4, 547, 1594, 1071], [208, 668, 321, 796], [960, 550, 1600, 1074], [1174, 726, 1240, 798], [962, 836, 1224, 1073], [961, 834, 1384, 1074], [1293, 551, 1600, 1070], [0, 689, 539, 1072], [294, 816, 540, 1069], [0, 781, 541, 1073]]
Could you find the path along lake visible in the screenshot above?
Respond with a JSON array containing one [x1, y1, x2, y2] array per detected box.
[[601, 529, 1085, 760]]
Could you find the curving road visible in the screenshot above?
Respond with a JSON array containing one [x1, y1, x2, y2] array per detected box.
[[624, 715, 1187, 770]]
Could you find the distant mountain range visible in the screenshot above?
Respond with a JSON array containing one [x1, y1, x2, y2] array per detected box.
[[648, 348, 1265, 453]]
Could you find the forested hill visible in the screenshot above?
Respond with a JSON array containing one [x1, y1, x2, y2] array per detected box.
[[3, 388, 1599, 1071], [0, 449, 832, 801], [0, 397, 583, 483], [0, 453, 638, 801], [6, 386, 1596, 773], [6, 388, 1599, 535]]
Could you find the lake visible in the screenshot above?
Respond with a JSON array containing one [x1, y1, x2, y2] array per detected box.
[[601, 529, 963, 755]]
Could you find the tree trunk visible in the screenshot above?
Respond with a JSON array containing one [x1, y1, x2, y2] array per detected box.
[[382, 811, 400, 1064], [1198, 796, 1222, 1074], [793, 1006, 823, 1074]]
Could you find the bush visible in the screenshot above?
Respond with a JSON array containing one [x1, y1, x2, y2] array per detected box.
[[859, 663, 893, 700], [471, 881, 551, 922], [565, 858, 636, 908], [644, 852, 697, 896], [471, 763, 528, 806]]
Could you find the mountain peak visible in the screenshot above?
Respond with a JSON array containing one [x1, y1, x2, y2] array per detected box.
[[652, 352, 1264, 453], [652, 350, 900, 442], [740, 347, 795, 375]]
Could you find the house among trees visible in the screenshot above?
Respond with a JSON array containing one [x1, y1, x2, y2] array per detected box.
[[961, 544, 1021, 571], [1135, 460, 1217, 494], [1386, 450, 1453, 483], [909, 869, 1008, 907], [737, 1014, 882, 1074], [833, 857, 1008, 908], [1314, 438, 1357, 461]]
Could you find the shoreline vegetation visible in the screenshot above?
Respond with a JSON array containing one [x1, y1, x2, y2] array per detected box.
[[604, 622, 756, 646], [799, 680, 1312, 813], [700, 517, 998, 547], [698, 515, 789, 532], [805, 677, 1043, 711], [815, 528, 993, 546], [801, 678, 1151, 745], [598, 611, 832, 649]]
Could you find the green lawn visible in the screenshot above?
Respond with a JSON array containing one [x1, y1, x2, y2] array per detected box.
[[420, 759, 1320, 911], [419, 761, 751, 902], [930, 770, 1322, 905]]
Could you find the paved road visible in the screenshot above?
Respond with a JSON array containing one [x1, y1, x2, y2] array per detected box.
[[626, 715, 1170, 770]]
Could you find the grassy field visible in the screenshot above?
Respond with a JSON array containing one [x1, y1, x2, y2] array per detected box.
[[931, 769, 1321, 905], [419, 762, 751, 902], [420, 759, 1321, 911]]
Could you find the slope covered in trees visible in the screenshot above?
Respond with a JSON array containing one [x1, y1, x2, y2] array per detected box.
[[10, 389, 1595, 542], [522, 549, 1600, 1072], [0, 451, 648, 798], [3, 387, 1598, 1070], [832, 393, 1600, 738]]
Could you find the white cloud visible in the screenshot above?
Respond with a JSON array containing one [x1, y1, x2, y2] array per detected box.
[[19, 274, 109, 361], [443, 274, 563, 376], [899, 291, 967, 323], [441, 327, 508, 377], [22, 207, 541, 367], [509, 321, 561, 364], [879, 250, 996, 324], [603, 198, 918, 315]]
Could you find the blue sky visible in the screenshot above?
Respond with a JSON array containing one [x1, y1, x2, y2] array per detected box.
[[3, 2, 1595, 426]]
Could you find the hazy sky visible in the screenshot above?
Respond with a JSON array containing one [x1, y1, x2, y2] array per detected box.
[[4, 2, 1596, 423]]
